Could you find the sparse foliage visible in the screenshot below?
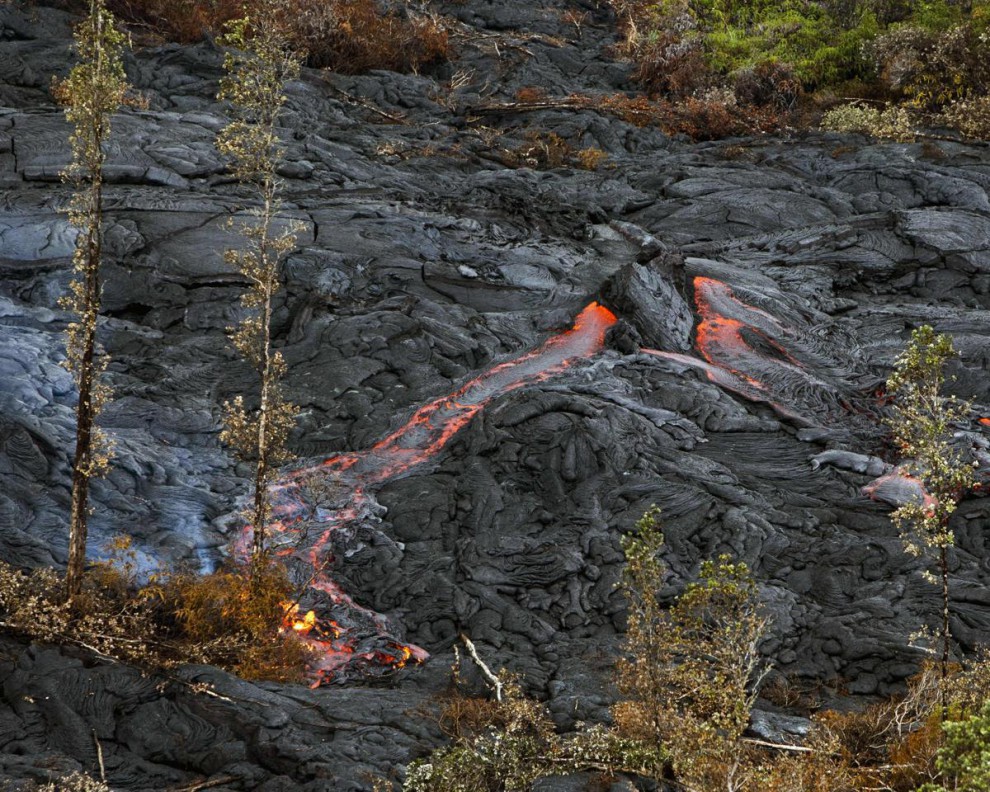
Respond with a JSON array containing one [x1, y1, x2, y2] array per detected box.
[[613, 506, 770, 792], [820, 101, 915, 141], [37, 771, 112, 792], [216, 2, 302, 562], [941, 95, 990, 140], [53, 0, 130, 602], [885, 326, 975, 695], [406, 666, 665, 792], [404, 675, 560, 792], [0, 549, 308, 682]]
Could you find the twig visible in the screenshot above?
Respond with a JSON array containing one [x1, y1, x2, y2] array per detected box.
[[169, 775, 239, 792], [317, 76, 407, 124], [468, 98, 592, 117], [459, 633, 503, 702], [93, 730, 105, 782], [742, 737, 812, 753]]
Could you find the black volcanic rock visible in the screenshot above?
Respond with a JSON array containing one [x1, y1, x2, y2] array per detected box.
[[1, 2, 990, 790]]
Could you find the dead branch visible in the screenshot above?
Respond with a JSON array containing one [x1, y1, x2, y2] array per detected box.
[[93, 730, 105, 782], [168, 775, 239, 792], [742, 737, 813, 753], [459, 633, 503, 702]]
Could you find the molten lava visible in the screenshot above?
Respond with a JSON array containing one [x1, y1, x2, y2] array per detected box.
[[643, 277, 812, 424], [246, 303, 617, 685], [862, 465, 939, 511]]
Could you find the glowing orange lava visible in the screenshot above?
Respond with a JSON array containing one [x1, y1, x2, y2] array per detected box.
[[862, 465, 938, 511], [643, 277, 810, 424], [244, 302, 617, 685], [980, 417, 990, 428]]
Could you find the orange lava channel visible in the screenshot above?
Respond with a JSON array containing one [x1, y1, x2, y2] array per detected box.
[[256, 302, 617, 684]]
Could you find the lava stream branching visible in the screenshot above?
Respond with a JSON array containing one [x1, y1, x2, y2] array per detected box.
[[644, 277, 827, 425], [243, 303, 617, 685]]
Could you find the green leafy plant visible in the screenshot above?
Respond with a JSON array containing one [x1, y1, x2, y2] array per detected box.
[[613, 506, 770, 792], [52, 0, 130, 602], [885, 327, 975, 700], [920, 701, 990, 792]]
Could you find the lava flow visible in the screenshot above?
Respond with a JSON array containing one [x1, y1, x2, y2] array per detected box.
[[861, 464, 938, 510], [645, 277, 828, 425], [251, 303, 617, 685]]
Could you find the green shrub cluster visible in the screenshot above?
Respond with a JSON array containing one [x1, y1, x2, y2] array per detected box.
[[610, 0, 990, 139]]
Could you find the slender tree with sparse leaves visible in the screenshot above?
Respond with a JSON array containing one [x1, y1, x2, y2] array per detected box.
[[614, 506, 769, 792], [885, 326, 975, 706], [216, 1, 302, 567], [54, 0, 129, 602]]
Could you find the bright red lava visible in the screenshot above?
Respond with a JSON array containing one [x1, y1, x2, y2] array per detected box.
[[643, 277, 809, 423], [250, 303, 617, 685]]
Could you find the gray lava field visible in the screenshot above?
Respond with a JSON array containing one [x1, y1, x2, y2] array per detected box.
[[0, 1, 989, 789]]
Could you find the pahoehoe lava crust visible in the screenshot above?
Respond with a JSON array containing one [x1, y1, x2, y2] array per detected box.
[[1, 1, 990, 789]]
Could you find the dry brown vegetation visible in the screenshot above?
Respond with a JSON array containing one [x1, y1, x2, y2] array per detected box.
[[63, 0, 451, 74], [0, 539, 310, 683]]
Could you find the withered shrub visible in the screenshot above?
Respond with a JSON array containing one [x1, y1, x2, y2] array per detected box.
[[69, 0, 450, 74], [105, 0, 244, 42], [501, 132, 607, 171], [150, 557, 309, 681], [608, 0, 710, 97], [288, 0, 449, 74], [734, 60, 803, 110], [868, 23, 990, 111], [0, 541, 309, 683], [758, 658, 990, 792]]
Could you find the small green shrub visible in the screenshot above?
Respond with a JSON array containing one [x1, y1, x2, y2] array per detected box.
[[921, 701, 990, 792], [613, 506, 770, 792]]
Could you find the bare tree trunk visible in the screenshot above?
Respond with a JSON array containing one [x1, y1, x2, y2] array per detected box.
[[65, 179, 103, 602], [251, 189, 276, 562], [940, 543, 950, 719]]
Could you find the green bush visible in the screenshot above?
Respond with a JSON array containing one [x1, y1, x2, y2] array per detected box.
[[920, 701, 990, 792], [609, 0, 990, 135], [613, 506, 770, 792]]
